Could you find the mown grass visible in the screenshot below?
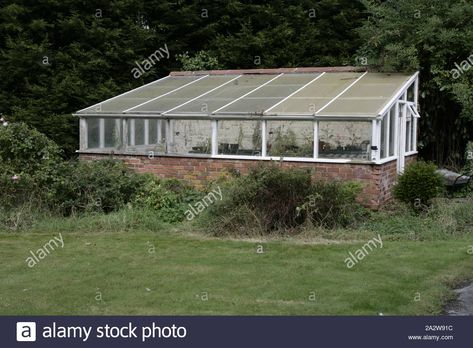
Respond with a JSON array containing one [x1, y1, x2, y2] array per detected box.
[[1, 198, 472, 315]]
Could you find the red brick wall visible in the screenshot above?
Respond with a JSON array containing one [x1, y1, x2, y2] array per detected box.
[[79, 153, 417, 209]]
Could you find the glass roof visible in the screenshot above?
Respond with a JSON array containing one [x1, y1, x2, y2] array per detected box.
[[76, 71, 415, 118]]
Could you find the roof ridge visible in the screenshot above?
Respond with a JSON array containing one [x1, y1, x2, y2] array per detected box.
[[169, 66, 367, 76]]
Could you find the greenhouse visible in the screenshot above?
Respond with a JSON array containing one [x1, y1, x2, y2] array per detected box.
[[75, 67, 420, 208]]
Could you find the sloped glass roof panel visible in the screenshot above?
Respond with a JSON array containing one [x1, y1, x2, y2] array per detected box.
[[268, 72, 361, 114], [322, 73, 411, 115], [168, 75, 274, 114], [75, 71, 416, 119], [216, 73, 320, 114], [131, 75, 236, 113], [78, 76, 200, 113]]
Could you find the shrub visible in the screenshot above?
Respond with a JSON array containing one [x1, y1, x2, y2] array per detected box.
[[133, 176, 203, 223], [50, 159, 145, 215], [393, 161, 444, 210], [300, 181, 365, 228], [201, 164, 365, 235], [0, 122, 63, 208]]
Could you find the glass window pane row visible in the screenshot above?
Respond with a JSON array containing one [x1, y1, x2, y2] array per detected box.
[[269, 73, 361, 114], [79, 76, 200, 113], [85, 118, 380, 162], [216, 74, 319, 114], [170, 75, 275, 114], [132, 76, 236, 113]]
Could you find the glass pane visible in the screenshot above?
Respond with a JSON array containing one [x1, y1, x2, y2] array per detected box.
[[267, 121, 313, 158], [318, 121, 371, 160], [389, 106, 396, 156], [218, 120, 262, 156], [149, 119, 158, 144], [87, 118, 100, 149], [168, 120, 211, 155], [380, 116, 387, 158], [407, 83, 415, 102], [405, 118, 411, 152], [135, 119, 145, 145], [104, 119, 121, 148]]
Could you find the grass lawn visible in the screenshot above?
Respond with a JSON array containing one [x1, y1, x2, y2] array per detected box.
[[1, 225, 472, 315]]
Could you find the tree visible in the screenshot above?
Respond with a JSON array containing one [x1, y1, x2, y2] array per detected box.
[[358, 0, 473, 165]]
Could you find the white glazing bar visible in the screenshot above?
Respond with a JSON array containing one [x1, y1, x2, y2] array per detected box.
[[376, 119, 381, 161], [413, 117, 418, 151], [211, 120, 218, 156], [99, 118, 105, 148], [261, 120, 267, 157], [385, 112, 390, 158], [213, 74, 283, 113], [264, 73, 326, 113], [123, 75, 209, 113], [316, 71, 368, 114], [157, 120, 162, 143], [163, 75, 242, 114], [313, 121, 319, 158]]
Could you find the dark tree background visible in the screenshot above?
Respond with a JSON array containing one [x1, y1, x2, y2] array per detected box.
[[0, 0, 471, 165]]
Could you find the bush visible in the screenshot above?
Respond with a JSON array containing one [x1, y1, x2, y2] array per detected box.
[[301, 181, 365, 228], [393, 161, 444, 210], [50, 159, 145, 215], [133, 176, 203, 223], [201, 164, 365, 235], [0, 122, 63, 208]]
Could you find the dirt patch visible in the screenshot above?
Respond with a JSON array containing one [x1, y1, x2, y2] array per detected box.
[[445, 282, 473, 315]]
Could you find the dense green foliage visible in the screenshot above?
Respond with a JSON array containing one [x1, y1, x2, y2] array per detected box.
[[202, 164, 365, 235], [0, 121, 207, 221], [302, 181, 365, 228], [393, 161, 444, 210], [133, 176, 203, 223], [358, 0, 473, 165], [50, 159, 145, 215], [0, 121, 63, 208]]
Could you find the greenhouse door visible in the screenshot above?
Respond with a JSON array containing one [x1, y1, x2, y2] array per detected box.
[[397, 102, 406, 174]]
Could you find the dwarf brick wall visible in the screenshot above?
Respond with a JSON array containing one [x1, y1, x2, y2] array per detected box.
[[79, 153, 417, 209]]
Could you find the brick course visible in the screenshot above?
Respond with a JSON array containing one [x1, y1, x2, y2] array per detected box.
[[79, 153, 417, 209]]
